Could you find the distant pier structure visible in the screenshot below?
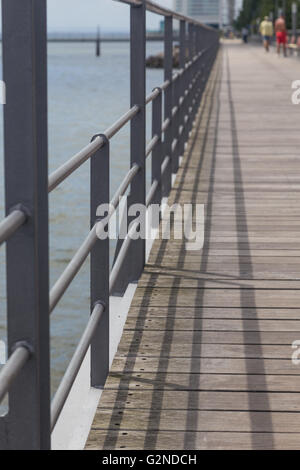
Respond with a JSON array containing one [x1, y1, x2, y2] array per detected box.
[[96, 26, 101, 57]]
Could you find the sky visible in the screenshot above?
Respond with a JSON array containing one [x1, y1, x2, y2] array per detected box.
[[47, 0, 173, 33]]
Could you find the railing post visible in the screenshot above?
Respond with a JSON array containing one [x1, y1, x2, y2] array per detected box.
[[90, 136, 109, 388], [109, 0, 146, 296], [163, 15, 173, 197], [179, 20, 188, 158], [187, 23, 195, 136], [128, 0, 146, 281], [152, 89, 163, 206], [172, 74, 180, 174], [1, 0, 50, 449]]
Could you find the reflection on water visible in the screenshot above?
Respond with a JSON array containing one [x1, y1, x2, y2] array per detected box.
[[0, 41, 164, 402]]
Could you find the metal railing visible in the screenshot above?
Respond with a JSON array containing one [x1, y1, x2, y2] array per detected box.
[[0, 0, 219, 449]]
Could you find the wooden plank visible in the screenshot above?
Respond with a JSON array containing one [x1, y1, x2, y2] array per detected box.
[[117, 343, 293, 359], [128, 307, 300, 320], [117, 330, 300, 345], [98, 390, 300, 412], [124, 318, 300, 332], [104, 372, 300, 392], [138, 275, 300, 289], [131, 288, 300, 309], [143, 266, 300, 279], [125, 316, 300, 336], [89, 409, 300, 433], [86, 430, 300, 450], [111, 357, 300, 375]]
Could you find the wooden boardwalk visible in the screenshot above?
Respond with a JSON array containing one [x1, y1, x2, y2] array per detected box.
[[86, 42, 300, 450]]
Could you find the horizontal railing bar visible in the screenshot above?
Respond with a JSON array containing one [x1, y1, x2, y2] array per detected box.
[[162, 118, 170, 133], [50, 36, 218, 429], [112, 69, 206, 299], [49, 164, 140, 313], [115, 1, 215, 30], [48, 137, 104, 193], [146, 179, 159, 208], [51, 302, 104, 431], [145, 79, 170, 106], [105, 105, 139, 139], [146, 88, 160, 105], [109, 220, 139, 294], [50, 226, 98, 313], [0, 345, 31, 404], [48, 106, 139, 193], [110, 163, 140, 209], [146, 135, 159, 158], [48, 47, 205, 194], [172, 138, 178, 154], [0, 210, 27, 246], [147, 1, 214, 29], [161, 155, 170, 175], [172, 105, 178, 118], [161, 79, 170, 91]]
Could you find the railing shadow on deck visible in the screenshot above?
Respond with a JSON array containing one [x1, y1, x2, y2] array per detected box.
[[225, 47, 274, 449]]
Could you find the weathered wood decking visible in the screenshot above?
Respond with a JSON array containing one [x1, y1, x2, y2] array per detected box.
[[86, 42, 300, 450]]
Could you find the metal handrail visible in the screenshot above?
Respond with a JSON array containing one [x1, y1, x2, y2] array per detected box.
[[161, 155, 171, 175], [146, 135, 159, 158], [109, 221, 140, 294], [50, 44, 216, 426], [48, 46, 205, 195], [146, 179, 159, 208], [113, 61, 206, 283], [115, 0, 215, 30], [146, 88, 160, 105], [48, 106, 139, 192], [49, 163, 140, 312], [0, 345, 31, 404], [0, 210, 27, 246], [48, 136, 104, 193], [51, 43, 214, 425], [51, 302, 104, 430], [0, 0, 219, 446]]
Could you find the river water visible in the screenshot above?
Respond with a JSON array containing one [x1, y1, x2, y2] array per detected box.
[[0, 41, 164, 405]]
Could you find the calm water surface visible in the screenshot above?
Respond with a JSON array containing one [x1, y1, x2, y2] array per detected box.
[[0, 41, 164, 402]]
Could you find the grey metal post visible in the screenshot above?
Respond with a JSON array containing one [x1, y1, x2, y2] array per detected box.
[[163, 15, 173, 197], [152, 89, 163, 206], [90, 136, 109, 387], [187, 23, 194, 136], [128, 0, 146, 281], [111, 0, 146, 297], [179, 20, 187, 158], [172, 72, 180, 174], [1, 0, 50, 449]]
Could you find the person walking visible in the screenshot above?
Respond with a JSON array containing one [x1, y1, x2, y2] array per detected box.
[[242, 26, 249, 43], [275, 14, 287, 57], [259, 16, 273, 52]]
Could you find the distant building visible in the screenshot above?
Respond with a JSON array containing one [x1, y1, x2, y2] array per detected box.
[[174, 0, 221, 28]]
